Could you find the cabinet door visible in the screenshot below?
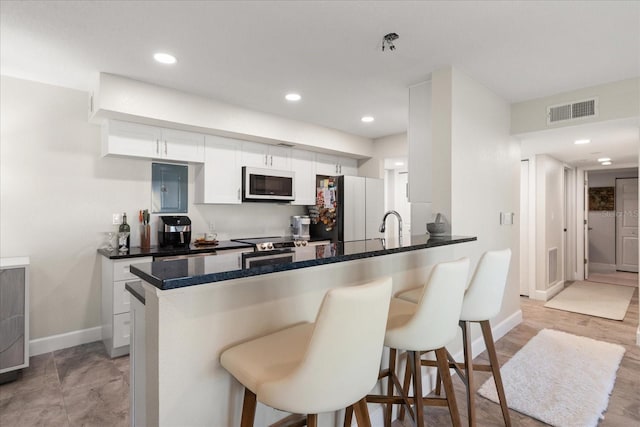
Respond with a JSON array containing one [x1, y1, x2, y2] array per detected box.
[[0, 267, 26, 371], [315, 153, 339, 176], [195, 136, 242, 204], [291, 149, 316, 205], [103, 120, 160, 158], [268, 146, 291, 170], [339, 157, 358, 176], [161, 128, 205, 163], [241, 141, 269, 168]]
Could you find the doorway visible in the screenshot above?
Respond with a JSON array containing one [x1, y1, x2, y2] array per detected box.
[[615, 177, 639, 272]]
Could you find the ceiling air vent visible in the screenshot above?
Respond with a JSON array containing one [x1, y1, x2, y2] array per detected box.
[[547, 98, 598, 125]]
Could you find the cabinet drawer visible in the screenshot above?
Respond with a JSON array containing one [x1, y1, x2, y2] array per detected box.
[[113, 280, 134, 315], [113, 313, 131, 348], [112, 257, 152, 282]]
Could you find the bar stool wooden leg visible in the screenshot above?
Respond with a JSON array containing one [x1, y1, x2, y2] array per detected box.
[[410, 351, 425, 427], [384, 348, 397, 427], [435, 347, 461, 427], [240, 389, 257, 427], [480, 320, 511, 427], [397, 357, 411, 421], [461, 320, 476, 427], [353, 398, 372, 427], [307, 414, 318, 427], [344, 405, 354, 427]]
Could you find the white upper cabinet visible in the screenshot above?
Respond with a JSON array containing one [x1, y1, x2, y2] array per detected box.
[[291, 149, 316, 206], [102, 120, 204, 163], [161, 128, 205, 163], [241, 141, 291, 170], [315, 153, 358, 176], [195, 136, 242, 204]]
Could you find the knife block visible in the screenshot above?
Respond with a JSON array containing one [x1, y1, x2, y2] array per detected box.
[[141, 225, 151, 249]]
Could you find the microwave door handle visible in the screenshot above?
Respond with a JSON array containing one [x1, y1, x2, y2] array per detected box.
[[179, 232, 184, 244]]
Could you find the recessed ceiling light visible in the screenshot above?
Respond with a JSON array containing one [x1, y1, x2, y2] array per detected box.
[[285, 93, 301, 102], [153, 52, 177, 64], [574, 139, 590, 145], [601, 161, 612, 166], [361, 116, 374, 123], [395, 162, 404, 166], [597, 157, 611, 162]]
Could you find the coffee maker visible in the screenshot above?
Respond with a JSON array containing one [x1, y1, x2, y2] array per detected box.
[[291, 215, 310, 240], [158, 216, 192, 248]]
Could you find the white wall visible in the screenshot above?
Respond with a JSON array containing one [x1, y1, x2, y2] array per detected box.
[[533, 154, 565, 296], [511, 78, 640, 134], [0, 76, 305, 340], [358, 132, 407, 179], [429, 67, 521, 328], [588, 168, 638, 268]]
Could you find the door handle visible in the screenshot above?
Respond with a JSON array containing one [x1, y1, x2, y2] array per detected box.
[[588, 227, 593, 230]]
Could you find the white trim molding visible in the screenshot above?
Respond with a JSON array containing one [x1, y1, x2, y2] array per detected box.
[[532, 280, 565, 301], [30, 326, 102, 356]]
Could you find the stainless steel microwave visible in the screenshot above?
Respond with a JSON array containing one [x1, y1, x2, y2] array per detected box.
[[242, 167, 295, 202]]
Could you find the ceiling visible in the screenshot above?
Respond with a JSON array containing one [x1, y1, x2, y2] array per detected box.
[[520, 118, 639, 169], [1, 1, 639, 140]]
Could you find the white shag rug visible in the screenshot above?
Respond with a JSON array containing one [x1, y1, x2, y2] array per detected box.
[[544, 281, 635, 320], [477, 329, 625, 427]]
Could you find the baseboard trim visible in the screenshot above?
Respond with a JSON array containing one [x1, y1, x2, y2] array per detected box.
[[532, 280, 564, 301], [30, 326, 102, 356], [365, 309, 523, 427]]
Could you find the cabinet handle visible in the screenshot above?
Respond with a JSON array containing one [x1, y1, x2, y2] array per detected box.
[[335, 164, 338, 173], [164, 141, 168, 155], [156, 140, 160, 154], [339, 164, 342, 174], [270, 155, 273, 166], [264, 154, 268, 165]]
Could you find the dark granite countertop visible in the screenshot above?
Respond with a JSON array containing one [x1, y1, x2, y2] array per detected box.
[[130, 235, 476, 290], [97, 240, 254, 259], [125, 281, 146, 305]]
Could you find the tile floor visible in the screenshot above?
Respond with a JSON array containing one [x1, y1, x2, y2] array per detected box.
[[0, 342, 129, 426], [1, 285, 638, 427]]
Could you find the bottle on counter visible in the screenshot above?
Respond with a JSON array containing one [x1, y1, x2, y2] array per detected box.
[[118, 212, 131, 250]]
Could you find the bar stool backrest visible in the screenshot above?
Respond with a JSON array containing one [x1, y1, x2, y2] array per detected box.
[[460, 249, 512, 322], [397, 258, 470, 351], [258, 277, 393, 414]]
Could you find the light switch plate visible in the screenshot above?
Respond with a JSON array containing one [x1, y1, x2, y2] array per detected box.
[[112, 213, 121, 225], [500, 212, 514, 225]]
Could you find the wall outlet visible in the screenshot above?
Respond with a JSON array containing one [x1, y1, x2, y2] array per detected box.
[[112, 213, 121, 225]]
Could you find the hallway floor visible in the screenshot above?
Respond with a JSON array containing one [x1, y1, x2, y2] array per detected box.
[[588, 270, 638, 288], [1, 290, 638, 426]]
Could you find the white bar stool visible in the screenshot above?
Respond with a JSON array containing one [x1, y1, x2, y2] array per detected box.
[[220, 277, 393, 427], [363, 258, 470, 427], [397, 249, 512, 427]]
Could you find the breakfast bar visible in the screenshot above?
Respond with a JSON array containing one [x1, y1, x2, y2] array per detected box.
[[129, 235, 476, 426]]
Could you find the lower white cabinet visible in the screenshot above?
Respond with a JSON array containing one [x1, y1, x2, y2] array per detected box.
[[0, 257, 29, 377], [101, 256, 152, 358]]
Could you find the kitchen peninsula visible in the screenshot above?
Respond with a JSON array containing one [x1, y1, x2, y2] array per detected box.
[[130, 235, 476, 426]]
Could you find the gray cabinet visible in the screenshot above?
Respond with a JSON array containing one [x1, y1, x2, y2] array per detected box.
[[0, 257, 29, 376]]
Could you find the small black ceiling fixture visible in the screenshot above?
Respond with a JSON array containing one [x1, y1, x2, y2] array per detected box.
[[382, 32, 399, 51]]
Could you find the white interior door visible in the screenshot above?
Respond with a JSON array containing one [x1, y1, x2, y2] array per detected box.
[[520, 160, 530, 296], [584, 172, 589, 279], [616, 178, 639, 272]]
